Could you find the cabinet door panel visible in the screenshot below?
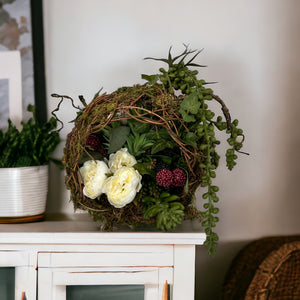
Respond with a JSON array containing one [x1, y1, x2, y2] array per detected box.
[[0, 251, 29, 266], [66, 285, 144, 300], [38, 246, 173, 268], [0, 267, 14, 300], [53, 268, 159, 285], [38, 267, 164, 300]]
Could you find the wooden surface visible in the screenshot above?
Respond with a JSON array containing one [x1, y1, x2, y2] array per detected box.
[[162, 280, 168, 300], [0, 213, 44, 224]]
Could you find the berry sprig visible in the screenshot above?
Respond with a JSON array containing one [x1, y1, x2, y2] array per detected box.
[[156, 169, 173, 187], [156, 168, 187, 188], [86, 134, 106, 156]]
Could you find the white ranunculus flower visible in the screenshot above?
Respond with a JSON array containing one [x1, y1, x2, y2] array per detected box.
[[103, 166, 142, 208], [80, 160, 109, 199], [108, 148, 137, 173]]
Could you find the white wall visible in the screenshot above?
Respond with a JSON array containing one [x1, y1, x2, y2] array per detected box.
[[43, 0, 300, 298]]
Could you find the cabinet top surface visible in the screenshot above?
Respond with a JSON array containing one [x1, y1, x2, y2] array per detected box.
[[0, 214, 206, 245]]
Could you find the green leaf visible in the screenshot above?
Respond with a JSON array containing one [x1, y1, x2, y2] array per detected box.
[[108, 126, 130, 154], [78, 151, 105, 165], [141, 74, 160, 85], [180, 91, 200, 114], [133, 162, 155, 176], [179, 109, 196, 122], [93, 87, 103, 100], [179, 91, 201, 122], [184, 132, 199, 147], [145, 128, 169, 141], [152, 155, 172, 165], [143, 57, 170, 64], [151, 140, 175, 154], [128, 119, 150, 134]]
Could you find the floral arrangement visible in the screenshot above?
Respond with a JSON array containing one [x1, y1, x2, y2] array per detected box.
[[55, 46, 247, 254]]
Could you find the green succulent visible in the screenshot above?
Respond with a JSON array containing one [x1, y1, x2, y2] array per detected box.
[[143, 192, 185, 231]]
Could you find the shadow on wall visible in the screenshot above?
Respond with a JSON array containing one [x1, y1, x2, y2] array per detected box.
[[195, 241, 249, 300], [282, 1, 300, 229]]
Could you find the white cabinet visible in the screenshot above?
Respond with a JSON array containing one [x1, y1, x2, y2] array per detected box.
[[0, 250, 36, 300], [0, 216, 205, 300]]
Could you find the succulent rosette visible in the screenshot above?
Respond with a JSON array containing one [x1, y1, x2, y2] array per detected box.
[[59, 45, 247, 255]]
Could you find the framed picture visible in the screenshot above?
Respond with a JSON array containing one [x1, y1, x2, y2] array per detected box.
[[0, 0, 46, 131]]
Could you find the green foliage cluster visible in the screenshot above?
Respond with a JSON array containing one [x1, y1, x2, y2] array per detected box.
[[143, 192, 184, 231], [141, 45, 247, 255], [0, 105, 60, 168]]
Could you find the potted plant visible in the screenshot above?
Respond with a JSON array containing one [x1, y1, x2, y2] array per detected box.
[[0, 105, 60, 223]]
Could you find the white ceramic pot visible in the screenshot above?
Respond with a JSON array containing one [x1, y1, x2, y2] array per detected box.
[[0, 165, 48, 222]]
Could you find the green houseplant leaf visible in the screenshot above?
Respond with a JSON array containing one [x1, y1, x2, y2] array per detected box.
[[108, 126, 130, 154], [0, 105, 60, 168]]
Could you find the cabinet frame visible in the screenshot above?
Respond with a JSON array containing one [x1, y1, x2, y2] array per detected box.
[[0, 250, 36, 300]]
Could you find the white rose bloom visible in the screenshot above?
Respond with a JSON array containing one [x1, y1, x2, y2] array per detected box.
[[108, 148, 137, 173], [103, 166, 142, 208], [80, 160, 109, 199]]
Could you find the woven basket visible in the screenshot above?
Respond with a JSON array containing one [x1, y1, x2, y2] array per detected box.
[[221, 236, 300, 300], [63, 84, 203, 230], [245, 241, 300, 299]]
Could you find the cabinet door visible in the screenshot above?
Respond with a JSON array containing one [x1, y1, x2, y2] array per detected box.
[[38, 251, 173, 300], [0, 250, 36, 300], [38, 266, 173, 300]]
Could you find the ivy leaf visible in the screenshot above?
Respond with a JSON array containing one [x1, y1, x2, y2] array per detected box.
[[179, 91, 201, 122], [184, 132, 199, 147], [181, 91, 200, 114], [108, 126, 130, 154], [141, 74, 160, 85], [179, 110, 196, 122]]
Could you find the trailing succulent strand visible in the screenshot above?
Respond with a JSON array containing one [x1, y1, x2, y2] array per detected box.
[[142, 45, 248, 255]]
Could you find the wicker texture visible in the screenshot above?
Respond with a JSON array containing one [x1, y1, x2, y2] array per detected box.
[[221, 236, 300, 300], [63, 85, 203, 229], [245, 241, 300, 299]]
